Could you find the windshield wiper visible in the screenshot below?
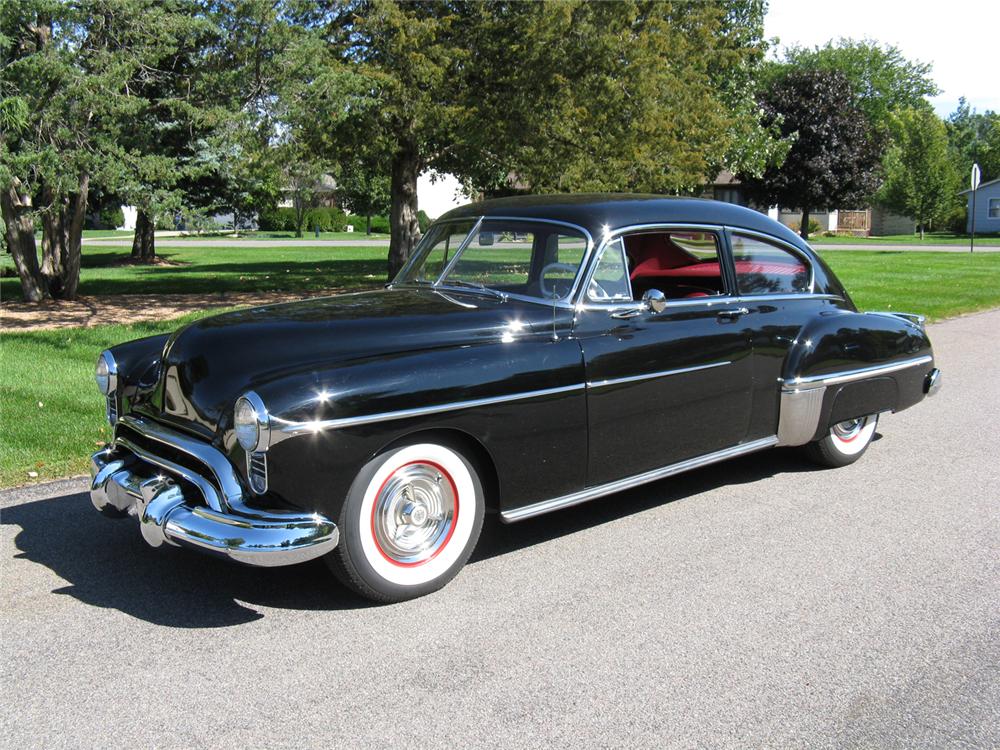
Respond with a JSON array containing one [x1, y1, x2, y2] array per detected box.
[[440, 279, 508, 301]]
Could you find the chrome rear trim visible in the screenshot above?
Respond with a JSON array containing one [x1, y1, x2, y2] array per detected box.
[[501, 436, 778, 523], [782, 355, 933, 390]]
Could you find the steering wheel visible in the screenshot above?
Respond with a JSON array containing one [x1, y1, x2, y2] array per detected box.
[[539, 262, 578, 298]]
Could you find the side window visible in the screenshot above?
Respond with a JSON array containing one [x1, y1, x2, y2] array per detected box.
[[587, 239, 632, 302], [730, 234, 810, 295]]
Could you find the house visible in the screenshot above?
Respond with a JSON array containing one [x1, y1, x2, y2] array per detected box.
[[704, 172, 915, 236], [961, 176, 1000, 234]]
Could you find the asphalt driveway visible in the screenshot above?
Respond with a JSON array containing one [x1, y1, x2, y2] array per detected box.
[[2, 310, 998, 749]]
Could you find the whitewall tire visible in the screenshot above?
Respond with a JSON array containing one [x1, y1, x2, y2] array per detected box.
[[803, 414, 879, 468], [327, 442, 485, 602]]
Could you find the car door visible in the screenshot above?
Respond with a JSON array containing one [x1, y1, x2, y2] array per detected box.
[[573, 227, 754, 487]]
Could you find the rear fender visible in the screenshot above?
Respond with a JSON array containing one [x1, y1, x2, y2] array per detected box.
[[776, 310, 934, 446]]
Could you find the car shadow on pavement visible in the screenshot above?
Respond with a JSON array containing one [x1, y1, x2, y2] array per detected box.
[[3, 447, 827, 625], [470, 446, 829, 564]]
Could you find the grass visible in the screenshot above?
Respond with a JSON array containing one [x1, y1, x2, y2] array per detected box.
[[1, 243, 386, 298], [811, 232, 1000, 246], [171, 230, 390, 241], [0, 312, 220, 487], [817, 250, 1000, 320], [2, 248, 999, 488]]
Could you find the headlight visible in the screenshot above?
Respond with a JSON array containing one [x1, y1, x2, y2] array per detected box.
[[95, 351, 118, 395], [234, 391, 270, 452]]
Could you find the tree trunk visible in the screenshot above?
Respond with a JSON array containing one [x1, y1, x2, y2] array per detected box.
[[387, 139, 421, 280], [1, 182, 46, 302], [131, 209, 155, 263], [800, 207, 811, 240], [366, 214, 371, 236], [37, 175, 89, 299], [919, 224, 925, 240]]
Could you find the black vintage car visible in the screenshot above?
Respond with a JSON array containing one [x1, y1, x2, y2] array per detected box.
[[90, 195, 941, 602]]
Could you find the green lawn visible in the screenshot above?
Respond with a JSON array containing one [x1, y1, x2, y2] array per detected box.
[[171, 230, 391, 241], [2, 248, 999, 488], [1, 243, 386, 298], [0, 313, 219, 487], [811, 232, 1000, 246]]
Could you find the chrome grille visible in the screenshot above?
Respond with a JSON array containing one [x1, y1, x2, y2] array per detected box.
[[247, 451, 268, 494], [106, 395, 118, 425]]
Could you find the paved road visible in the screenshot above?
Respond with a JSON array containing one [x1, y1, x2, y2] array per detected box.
[[2, 311, 998, 749]]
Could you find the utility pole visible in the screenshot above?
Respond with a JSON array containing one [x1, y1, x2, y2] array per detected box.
[[970, 163, 980, 253]]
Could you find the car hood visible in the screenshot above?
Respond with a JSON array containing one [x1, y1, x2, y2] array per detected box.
[[138, 288, 560, 438]]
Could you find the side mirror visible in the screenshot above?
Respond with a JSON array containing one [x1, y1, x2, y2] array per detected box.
[[642, 288, 667, 314]]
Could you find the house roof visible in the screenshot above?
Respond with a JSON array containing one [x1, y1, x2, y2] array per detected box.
[[960, 176, 1000, 194]]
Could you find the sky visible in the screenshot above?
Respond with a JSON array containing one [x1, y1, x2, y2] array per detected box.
[[420, 0, 999, 217]]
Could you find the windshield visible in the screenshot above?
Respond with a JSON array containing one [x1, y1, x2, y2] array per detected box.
[[394, 219, 589, 301]]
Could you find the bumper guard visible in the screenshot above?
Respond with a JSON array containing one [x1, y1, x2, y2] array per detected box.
[[90, 417, 338, 567]]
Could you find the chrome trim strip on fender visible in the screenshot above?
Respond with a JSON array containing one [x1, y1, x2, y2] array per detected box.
[[782, 355, 933, 389], [500, 435, 778, 523], [273, 382, 587, 438], [586, 361, 732, 389]]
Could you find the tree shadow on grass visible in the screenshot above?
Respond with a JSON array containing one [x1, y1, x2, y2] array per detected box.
[[2, 447, 827, 627]]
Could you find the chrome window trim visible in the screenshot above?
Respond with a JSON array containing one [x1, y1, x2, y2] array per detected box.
[[434, 216, 485, 281], [585, 237, 633, 303], [725, 226, 816, 295], [577, 223, 728, 308], [781, 354, 933, 390], [395, 215, 594, 304], [273, 382, 586, 438], [501, 435, 778, 522], [586, 360, 731, 389]]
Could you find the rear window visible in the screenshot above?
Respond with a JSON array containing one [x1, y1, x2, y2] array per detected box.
[[730, 234, 810, 295]]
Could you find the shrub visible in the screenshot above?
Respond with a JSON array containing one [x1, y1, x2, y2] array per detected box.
[[344, 213, 390, 234], [304, 206, 347, 233], [417, 210, 431, 233], [98, 204, 125, 230], [788, 218, 822, 236]]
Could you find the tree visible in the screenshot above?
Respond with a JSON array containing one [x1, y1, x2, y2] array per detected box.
[[878, 109, 960, 239], [736, 68, 885, 239], [0, 0, 220, 299], [777, 39, 939, 133], [336, 158, 390, 235], [310, 0, 779, 278], [947, 98, 1000, 183]]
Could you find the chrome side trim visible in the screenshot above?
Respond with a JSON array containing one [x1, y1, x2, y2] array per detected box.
[[274, 383, 587, 437], [775, 386, 827, 446], [500, 436, 778, 523], [867, 311, 927, 329], [117, 415, 243, 511], [783, 355, 933, 389], [586, 361, 731, 389]]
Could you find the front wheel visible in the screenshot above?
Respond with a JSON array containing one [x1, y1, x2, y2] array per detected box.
[[803, 414, 879, 468], [327, 442, 485, 603]]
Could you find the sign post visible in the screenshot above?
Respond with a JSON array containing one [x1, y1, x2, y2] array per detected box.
[[970, 163, 981, 253]]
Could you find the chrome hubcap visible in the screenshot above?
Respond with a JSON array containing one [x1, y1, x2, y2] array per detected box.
[[372, 463, 456, 565], [832, 417, 866, 441]]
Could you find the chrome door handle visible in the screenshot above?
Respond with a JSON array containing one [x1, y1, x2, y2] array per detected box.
[[717, 306, 750, 319], [610, 307, 644, 320]]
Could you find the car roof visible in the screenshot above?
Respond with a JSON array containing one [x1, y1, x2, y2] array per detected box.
[[438, 193, 810, 251]]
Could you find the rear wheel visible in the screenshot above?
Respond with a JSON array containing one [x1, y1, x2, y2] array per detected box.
[[327, 442, 485, 603], [803, 414, 879, 468]]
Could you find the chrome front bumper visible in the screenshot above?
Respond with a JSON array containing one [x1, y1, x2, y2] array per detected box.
[[90, 417, 338, 567]]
